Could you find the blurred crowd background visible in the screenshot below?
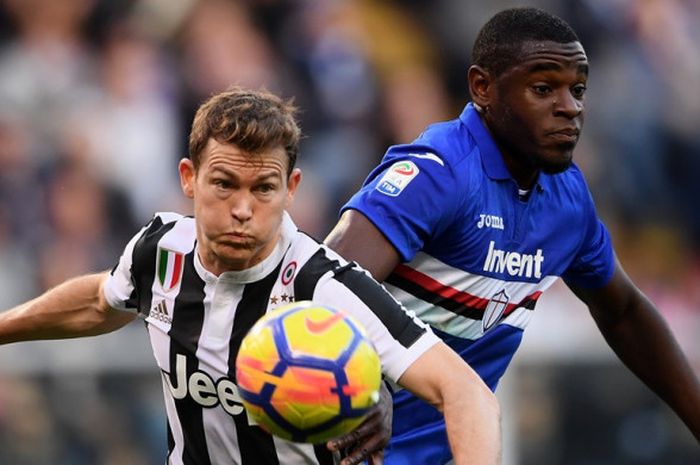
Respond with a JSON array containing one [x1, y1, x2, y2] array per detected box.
[[0, 0, 698, 463]]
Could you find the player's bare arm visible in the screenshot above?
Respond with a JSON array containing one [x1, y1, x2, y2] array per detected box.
[[0, 272, 136, 344], [324, 210, 401, 464], [325, 209, 400, 282], [397, 341, 502, 465], [567, 259, 700, 441]]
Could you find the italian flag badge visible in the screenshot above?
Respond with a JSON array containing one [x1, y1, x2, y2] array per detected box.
[[158, 248, 184, 291]]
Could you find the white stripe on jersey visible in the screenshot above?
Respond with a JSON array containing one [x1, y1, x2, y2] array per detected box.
[[162, 375, 185, 465], [103, 221, 149, 311], [393, 251, 559, 338], [197, 279, 241, 464], [273, 438, 320, 465], [313, 276, 437, 383], [407, 251, 558, 300]]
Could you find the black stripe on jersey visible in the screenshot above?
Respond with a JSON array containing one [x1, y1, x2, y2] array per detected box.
[[226, 261, 283, 465], [295, 249, 426, 349], [387, 273, 540, 319], [520, 296, 538, 310], [168, 251, 211, 465], [128, 215, 174, 315], [385, 272, 486, 320], [293, 249, 340, 301], [312, 444, 335, 465], [166, 422, 175, 463]]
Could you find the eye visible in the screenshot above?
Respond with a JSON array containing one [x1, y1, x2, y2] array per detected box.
[[256, 183, 276, 194], [213, 178, 232, 189], [571, 84, 587, 99], [532, 84, 551, 95]]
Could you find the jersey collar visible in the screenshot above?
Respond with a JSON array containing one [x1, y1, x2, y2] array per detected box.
[[195, 212, 296, 284], [460, 103, 512, 181]]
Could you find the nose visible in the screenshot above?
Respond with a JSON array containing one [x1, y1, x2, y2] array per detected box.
[[230, 193, 253, 223], [553, 89, 583, 119]]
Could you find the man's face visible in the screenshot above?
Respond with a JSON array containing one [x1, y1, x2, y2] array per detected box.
[[179, 139, 300, 275], [487, 40, 588, 175]]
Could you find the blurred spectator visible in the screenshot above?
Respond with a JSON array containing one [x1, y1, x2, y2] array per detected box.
[[36, 159, 133, 289], [76, 23, 182, 221], [0, 1, 699, 463], [0, 0, 100, 164], [0, 378, 62, 464]]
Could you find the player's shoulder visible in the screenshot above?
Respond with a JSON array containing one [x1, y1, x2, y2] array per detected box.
[[542, 163, 598, 213], [287, 227, 373, 275], [135, 212, 196, 253], [551, 163, 592, 193], [416, 116, 477, 165], [282, 230, 368, 294], [153, 211, 187, 224], [381, 120, 476, 179], [288, 229, 351, 269]]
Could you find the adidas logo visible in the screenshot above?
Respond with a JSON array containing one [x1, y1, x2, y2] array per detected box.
[[149, 300, 172, 324]]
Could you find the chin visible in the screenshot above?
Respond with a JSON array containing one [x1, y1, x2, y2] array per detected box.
[[538, 147, 574, 174], [541, 159, 573, 174]]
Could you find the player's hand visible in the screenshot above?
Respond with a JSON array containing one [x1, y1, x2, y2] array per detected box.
[[327, 382, 392, 465]]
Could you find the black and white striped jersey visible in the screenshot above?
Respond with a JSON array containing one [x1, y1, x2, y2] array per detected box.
[[103, 211, 439, 465]]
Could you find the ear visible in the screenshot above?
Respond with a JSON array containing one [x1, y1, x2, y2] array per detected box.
[[179, 158, 196, 199], [467, 65, 493, 110], [285, 168, 302, 208]]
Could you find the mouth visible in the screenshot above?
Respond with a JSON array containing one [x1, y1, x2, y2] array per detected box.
[[220, 232, 255, 247], [547, 127, 580, 144]]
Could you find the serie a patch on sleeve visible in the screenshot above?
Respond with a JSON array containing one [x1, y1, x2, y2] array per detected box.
[[375, 160, 420, 197]]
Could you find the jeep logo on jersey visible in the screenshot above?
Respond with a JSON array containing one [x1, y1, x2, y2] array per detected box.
[[157, 248, 184, 291], [483, 241, 545, 279], [164, 353, 246, 418], [482, 289, 509, 332], [376, 160, 420, 197]]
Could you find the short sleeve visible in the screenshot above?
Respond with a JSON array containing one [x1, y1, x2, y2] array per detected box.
[[312, 264, 440, 383], [342, 145, 459, 262], [562, 189, 615, 289], [103, 221, 152, 312]]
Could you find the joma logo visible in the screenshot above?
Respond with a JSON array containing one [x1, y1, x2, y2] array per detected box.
[[477, 214, 504, 230]]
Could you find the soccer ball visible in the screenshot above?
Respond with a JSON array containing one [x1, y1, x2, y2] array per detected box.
[[235, 301, 382, 444]]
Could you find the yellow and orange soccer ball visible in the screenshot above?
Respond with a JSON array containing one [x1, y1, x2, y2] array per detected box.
[[235, 301, 381, 444]]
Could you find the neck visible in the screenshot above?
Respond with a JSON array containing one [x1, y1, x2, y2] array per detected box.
[[479, 113, 539, 189], [500, 151, 539, 189]]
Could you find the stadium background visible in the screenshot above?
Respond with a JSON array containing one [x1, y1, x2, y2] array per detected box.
[[0, 0, 698, 463]]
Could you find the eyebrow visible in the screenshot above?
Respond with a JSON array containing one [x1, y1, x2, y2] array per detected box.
[[212, 167, 281, 181], [255, 172, 282, 182], [527, 62, 589, 76]]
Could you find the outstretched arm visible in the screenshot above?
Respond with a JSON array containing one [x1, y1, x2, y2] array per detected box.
[[398, 341, 501, 465], [568, 259, 700, 441], [0, 272, 136, 344]]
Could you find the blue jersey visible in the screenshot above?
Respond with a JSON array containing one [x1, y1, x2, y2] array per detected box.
[[342, 103, 615, 465]]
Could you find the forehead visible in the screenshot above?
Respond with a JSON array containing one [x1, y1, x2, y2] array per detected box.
[[509, 40, 588, 76], [200, 139, 287, 175]]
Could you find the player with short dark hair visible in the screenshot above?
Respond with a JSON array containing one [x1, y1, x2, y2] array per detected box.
[[188, 88, 300, 174], [326, 7, 700, 464], [471, 7, 579, 78], [0, 87, 501, 465]]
